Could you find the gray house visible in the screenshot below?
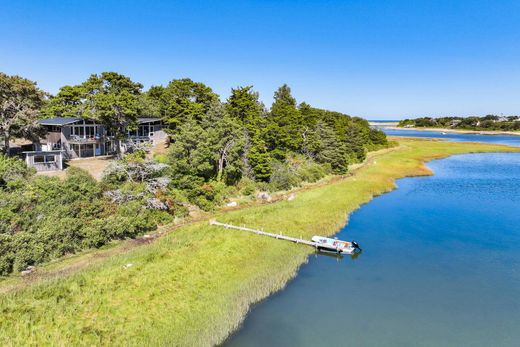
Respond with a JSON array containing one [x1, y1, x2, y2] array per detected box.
[[23, 117, 165, 171]]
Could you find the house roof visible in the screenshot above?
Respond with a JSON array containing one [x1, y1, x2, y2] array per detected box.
[[38, 117, 82, 126], [137, 117, 161, 124], [38, 117, 161, 126]]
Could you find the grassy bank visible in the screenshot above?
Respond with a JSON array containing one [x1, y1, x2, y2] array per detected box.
[[1, 138, 519, 346]]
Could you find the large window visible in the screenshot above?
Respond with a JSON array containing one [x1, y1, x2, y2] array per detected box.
[[33, 155, 56, 164], [71, 125, 97, 138]]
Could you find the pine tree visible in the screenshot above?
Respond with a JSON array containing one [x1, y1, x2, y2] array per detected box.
[[226, 86, 271, 181], [313, 121, 349, 174], [267, 84, 303, 154]]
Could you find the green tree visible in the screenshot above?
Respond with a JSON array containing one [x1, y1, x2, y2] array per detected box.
[[41, 85, 85, 118], [145, 78, 219, 129], [311, 121, 349, 174], [168, 101, 245, 186], [248, 137, 272, 181], [82, 72, 143, 158], [266, 84, 303, 155], [0, 72, 45, 154], [343, 119, 369, 162], [226, 86, 271, 180], [226, 86, 264, 129], [203, 101, 245, 184]]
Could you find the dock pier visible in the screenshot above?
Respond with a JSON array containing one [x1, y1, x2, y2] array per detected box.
[[209, 219, 317, 247]]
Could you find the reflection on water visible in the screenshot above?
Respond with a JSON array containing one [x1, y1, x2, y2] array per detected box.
[[313, 250, 362, 262], [223, 152, 520, 347]]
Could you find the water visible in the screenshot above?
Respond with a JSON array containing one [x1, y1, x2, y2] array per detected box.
[[224, 145, 520, 346], [383, 127, 520, 147]]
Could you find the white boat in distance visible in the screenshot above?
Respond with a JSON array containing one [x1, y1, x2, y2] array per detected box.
[[311, 236, 361, 254]]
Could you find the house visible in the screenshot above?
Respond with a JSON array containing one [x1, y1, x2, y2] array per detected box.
[[22, 117, 165, 171], [449, 119, 462, 127]]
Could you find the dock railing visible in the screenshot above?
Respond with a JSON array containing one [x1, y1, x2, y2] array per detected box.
[[209, 219, 316, 247]]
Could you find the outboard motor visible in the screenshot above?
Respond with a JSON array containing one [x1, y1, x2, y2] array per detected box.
[[351, 241, 361, 252]]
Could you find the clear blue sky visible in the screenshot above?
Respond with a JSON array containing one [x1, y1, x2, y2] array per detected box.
[[1, 0, 519, 119]]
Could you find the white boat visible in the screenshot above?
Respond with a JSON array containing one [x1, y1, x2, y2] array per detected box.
[[311, 236, 361, 254]]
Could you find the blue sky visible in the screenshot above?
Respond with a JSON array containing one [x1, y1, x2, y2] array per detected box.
[[1, 0, 519, 119]]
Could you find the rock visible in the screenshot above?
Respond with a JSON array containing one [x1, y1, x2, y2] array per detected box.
[[287, 193, 296, 201], [21, 266, 35, 276], [256, 192, 272, 202], [226, 201, 238, 207]]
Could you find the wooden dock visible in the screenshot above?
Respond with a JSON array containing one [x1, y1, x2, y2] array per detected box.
[[209, 219, 317, 247]]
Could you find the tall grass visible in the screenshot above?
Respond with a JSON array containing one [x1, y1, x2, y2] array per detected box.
[[1, 139, 518, 346]]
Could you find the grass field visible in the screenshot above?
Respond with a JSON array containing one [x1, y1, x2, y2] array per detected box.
[[1, 138, 519, 346]]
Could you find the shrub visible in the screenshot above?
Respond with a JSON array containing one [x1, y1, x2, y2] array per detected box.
[[0, 155, 34, 190], [269, 160, 301, 191], [237, 177, 256, 196], [296, 160, 330, 183]]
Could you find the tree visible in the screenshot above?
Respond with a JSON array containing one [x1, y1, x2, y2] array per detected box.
[[168, 101, 245, 186], [343, 119, 369, 162], [226, 86, 264, 129], [0, 73, 45, 154], [248, 137, 272, 181], [308, 121, 349, 174], [226, 86, 270, 180], [144, 78, 219, 129], [41, 85, 84, 118], [203, 101, 245, 184], [168, 117, 211, 189], [266, 84, 303, 155], [82, 72, 143, 158]]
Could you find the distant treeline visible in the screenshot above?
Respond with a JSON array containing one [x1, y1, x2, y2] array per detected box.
[[398, 115, 520, 131]]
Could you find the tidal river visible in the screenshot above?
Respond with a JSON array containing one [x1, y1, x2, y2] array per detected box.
[[223, 133, 520, 346]]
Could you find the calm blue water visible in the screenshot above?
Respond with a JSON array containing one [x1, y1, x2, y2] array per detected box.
[[383, 128, 520, 147], [224, 139, 520, 346]]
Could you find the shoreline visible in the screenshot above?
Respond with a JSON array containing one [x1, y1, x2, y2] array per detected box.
[[1, 139, 520, 346], [385, 126, 520, 136]]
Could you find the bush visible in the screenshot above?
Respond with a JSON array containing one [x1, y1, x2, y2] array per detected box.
[[188, 181, 227, 211], [237, 177, 256, 196], [269, 160, 301, 191], [0, 155, 34, 190], [296, 161, 330, 183], [153, 153, 169, 164]]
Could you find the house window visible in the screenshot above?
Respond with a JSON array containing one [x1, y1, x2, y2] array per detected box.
[[85, 126, 95, 138], [34, 155, 56, 163]]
